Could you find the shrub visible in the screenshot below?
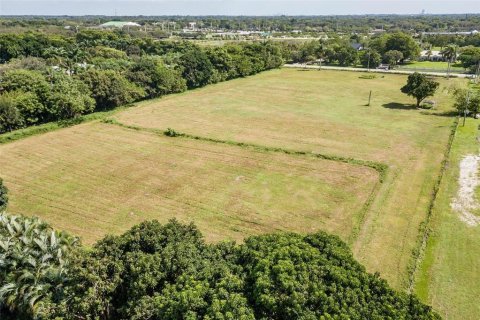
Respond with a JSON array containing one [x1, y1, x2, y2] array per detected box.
[[0, 179, 7, 211], [164, 128, 181, 137]]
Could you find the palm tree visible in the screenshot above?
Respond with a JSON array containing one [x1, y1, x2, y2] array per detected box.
[[0, 213, 78, 317], [425, 49, 433, 61], [441, 44, 457, 78]]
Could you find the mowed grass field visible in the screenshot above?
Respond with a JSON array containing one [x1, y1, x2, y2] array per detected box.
[[415, 119, 480, 320], [0, 68, 473, 317], [115, 68, 465, 290], [0, 122, 378, 244]]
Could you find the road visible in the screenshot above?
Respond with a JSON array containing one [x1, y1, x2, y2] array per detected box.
[[284, 63, 473, 79]]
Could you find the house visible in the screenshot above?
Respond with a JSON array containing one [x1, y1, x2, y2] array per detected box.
[[351, 43, 364, 51], [419, 50, 445, 62]]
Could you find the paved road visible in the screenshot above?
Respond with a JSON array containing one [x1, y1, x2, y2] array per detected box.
[[284, 63, 473, 79]]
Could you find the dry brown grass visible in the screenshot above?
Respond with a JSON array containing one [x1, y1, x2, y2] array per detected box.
[[0, 122, 378, 245]]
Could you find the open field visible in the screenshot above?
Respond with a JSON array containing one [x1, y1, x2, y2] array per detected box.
[[0, 68, 473, 317], [115, 68, 465, 289], [0, 122, 378, 245], [415, 119, 480, 320]]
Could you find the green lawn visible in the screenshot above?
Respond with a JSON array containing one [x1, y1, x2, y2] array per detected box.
[[415, 118, 480, 320], [399, 61, 465, 72]]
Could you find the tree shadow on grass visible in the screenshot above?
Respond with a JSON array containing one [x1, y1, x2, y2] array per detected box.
[[382, 102, 416, 110]]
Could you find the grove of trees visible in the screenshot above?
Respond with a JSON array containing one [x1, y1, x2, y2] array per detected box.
[[0, 213, 441, 320], [0, 31, 285, 134]]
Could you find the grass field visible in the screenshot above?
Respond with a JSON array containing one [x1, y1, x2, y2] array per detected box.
[[0, 68, 473, 317], [0, 122, 378, 245], [415, 119, 480, 320], [114, 68, 464, 289], [398, 61, 465, 72]]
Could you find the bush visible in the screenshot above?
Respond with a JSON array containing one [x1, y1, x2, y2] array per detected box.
[[164, 128, 181, 137]]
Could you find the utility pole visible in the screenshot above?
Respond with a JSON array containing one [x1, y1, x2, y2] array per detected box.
[[367, 90, 372, 106], [367, 51, 371, 72]]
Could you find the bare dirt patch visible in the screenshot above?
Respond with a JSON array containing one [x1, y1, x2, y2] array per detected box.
[[451, 154, 480, 226]]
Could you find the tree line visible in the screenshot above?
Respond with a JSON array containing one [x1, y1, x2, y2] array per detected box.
[[2, 14, 480, 34], [0, 179, 440, 319], [0, 31, 283, 134], [289, 32, 420, 68]]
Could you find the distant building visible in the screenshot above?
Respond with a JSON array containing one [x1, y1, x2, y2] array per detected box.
[[351, 43, 364, 51], [422, 30, 479, 36], [98, 21, 141, 29], [419, 50, 445, 62]]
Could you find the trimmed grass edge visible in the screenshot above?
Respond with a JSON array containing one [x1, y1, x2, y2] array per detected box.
[[406, 117, 459, 292]]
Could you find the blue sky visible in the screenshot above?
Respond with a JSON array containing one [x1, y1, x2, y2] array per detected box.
[[1, 1, 479, 16]]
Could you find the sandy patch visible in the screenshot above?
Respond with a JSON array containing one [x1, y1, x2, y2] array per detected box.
[[451, 154, 480, 226]]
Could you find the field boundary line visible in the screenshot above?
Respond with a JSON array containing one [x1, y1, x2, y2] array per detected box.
[[406, 117, 459, 292], [102, 118, 390, 242]]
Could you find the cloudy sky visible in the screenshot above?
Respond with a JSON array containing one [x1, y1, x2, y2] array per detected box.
[[0, 0, 479, 16]]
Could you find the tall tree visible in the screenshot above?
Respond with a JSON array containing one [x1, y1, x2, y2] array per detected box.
[[401, 72, 439, 107]]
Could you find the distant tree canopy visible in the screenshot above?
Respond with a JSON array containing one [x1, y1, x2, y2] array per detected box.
[[370, 32, 421, 61], [458, 46, 480, 73], [0, 215, 441, 320], [401, 72, 440, 107], [0, 32, 284, 134]]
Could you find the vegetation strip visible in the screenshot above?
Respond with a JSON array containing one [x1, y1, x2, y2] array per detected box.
[[0, 109, 122, 145], [406, 117, 459, 292]]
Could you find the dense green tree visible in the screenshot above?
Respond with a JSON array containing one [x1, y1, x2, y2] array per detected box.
[[0, 69, 50, 98], [458, 46, 480, 73], [45, 73, 95, 119], [127, 57, 187, 98], [360, 49, 381, 68], [35, 219, 440, 320], [179, 49, 215, 88], [401, 72, 440, 107], [79, 69, 145, 110], [335, 46, 359, 66], [383, 50, 404, 68], [9, 91, 44, 126], [0, 92, 25, 133], [370, 32, 420, 61], [385, 32, 420, 60]]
